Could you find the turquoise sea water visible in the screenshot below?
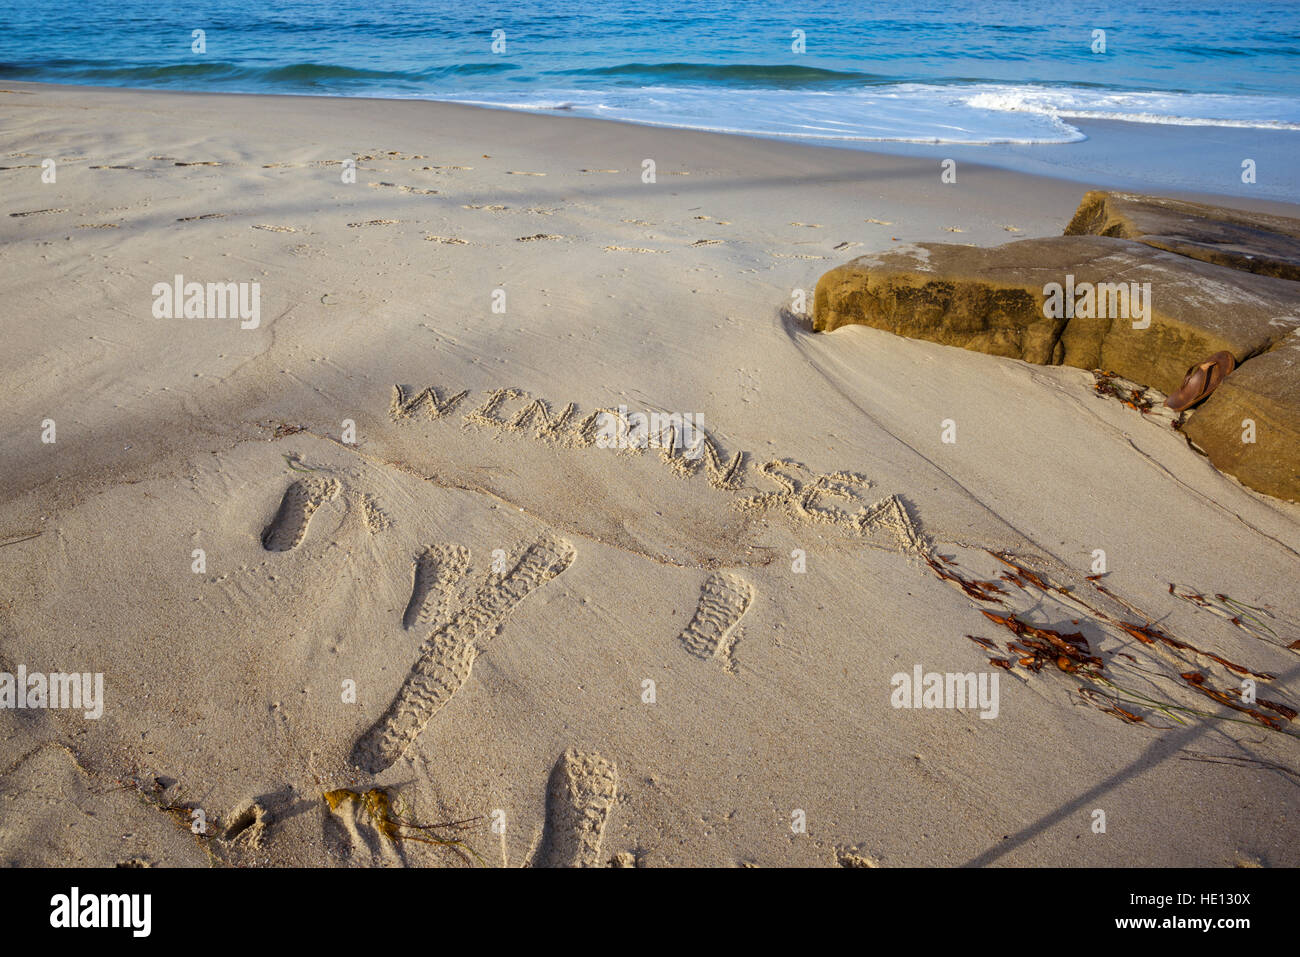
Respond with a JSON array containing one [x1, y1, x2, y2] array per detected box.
[[3, 0, 1299, 146]]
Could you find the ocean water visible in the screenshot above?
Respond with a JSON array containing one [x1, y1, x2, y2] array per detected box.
[[3, 0, 1299, 147]]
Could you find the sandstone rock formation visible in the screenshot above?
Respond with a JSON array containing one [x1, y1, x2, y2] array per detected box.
[[1184, 328, 1300, 501], [813, 194, 1300, 501], [1065, 190, 1300, 281], [813, 236, 1299, 394]]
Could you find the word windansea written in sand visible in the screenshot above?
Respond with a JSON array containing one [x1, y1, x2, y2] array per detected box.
[[388, 383, 930, 548]]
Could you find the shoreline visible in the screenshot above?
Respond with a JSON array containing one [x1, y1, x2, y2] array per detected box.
[[6, 79, 1300, 209]]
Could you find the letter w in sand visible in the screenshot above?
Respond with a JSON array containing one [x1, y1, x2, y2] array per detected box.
[[389, 383, 470, 420]]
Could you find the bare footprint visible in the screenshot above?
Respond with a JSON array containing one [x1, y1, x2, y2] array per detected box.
[[253, 224, 297, 233], [516, 233, 563, 242], [347, 219, 400, 228]]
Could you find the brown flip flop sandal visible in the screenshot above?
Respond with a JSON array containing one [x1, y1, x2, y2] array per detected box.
[[1164, 351, 1236, 412]]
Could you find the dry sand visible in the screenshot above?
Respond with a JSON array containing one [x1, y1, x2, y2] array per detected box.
[[1, 82, 1298, 867]]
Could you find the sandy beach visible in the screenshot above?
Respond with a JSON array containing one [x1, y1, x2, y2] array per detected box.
[[2, 81, 1298, 868]]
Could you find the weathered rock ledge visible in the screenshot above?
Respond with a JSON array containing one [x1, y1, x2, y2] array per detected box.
[[813, 194, 1300, 501]]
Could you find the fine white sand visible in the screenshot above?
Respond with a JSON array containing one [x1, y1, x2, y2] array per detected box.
[[1, 82, 1298, 867]]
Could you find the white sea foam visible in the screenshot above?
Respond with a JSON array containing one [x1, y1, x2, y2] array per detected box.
[[422, 82, 1300, 145]]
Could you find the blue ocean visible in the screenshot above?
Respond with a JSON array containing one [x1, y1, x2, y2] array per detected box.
[[3, 0, 1299, 146]]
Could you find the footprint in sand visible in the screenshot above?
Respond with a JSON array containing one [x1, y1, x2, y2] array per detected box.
[[506, 170, 546, 176], [9, 208, 67, 217], [679, 572, 754, 666], [834, 241, 862, 250], [253, 224, 297, 233], [516, 233, 564, 242], [261, 477, 341, 552], [77, 223, 119, 229], [463, 204, 508, 212], [603, 245, 666, 254], [177, 213, 226, 222], [579, 169, 620, 174], [402, 544, 471, 631], [835, 844, 881, 868], [221, 802, 272, 852], [367, 182, 439, 195], [424, 235, 471, 245], [790, 222, 823, 228], [351, 535, 575, 773], [173, 161, 222, 167], [535, 749, 618, 868], [347, 219, 400, 228], [864, 218, 893, 226], [691, 239, 724, 246]]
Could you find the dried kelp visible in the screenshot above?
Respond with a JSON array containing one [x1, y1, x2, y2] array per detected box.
[[323, 788, 484, 864]]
